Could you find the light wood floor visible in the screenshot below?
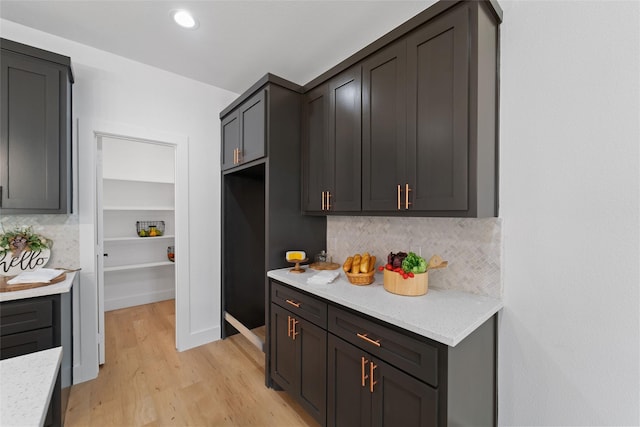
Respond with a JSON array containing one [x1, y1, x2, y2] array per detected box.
[[65, 300, 318, 426]]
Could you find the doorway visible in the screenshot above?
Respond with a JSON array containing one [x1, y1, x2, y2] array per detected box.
[[95, 133, 183, 364]]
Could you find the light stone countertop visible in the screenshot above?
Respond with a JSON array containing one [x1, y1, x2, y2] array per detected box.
[[0, 347, 62, 427], [0, 271, 76, 303], [268, 267, 503, 347]]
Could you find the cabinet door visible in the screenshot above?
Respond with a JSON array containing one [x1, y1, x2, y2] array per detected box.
[[406, 7, 469, 211], [297, 314, 327, 425], [270, 304, 297, 394], [327, 67, 361, 212], [221, 111, 240, 171], [239, 90, 266, 165], [361, 41, 407, 211], [301, 84, 328, 213], [1, 51, 62, 211], [371, 356, 438, 427], [327, 334, 372, 427]]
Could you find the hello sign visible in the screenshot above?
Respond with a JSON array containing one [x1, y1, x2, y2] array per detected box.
[[0, 249, 51, 276]]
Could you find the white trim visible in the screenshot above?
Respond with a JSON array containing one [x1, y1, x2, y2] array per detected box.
[[77, 119, 191, 383], [104, 289, 175, 312]]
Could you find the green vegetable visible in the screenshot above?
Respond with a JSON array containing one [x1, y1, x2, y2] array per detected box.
[[401, 252, 427, 274]]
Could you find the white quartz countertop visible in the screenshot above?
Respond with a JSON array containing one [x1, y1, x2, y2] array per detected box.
[[268, 267, 503, 347], [0, 271, 76, 303], [0, 347, 62, 427]]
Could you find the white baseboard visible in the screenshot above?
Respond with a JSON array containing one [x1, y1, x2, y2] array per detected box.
[[104, 289, 175, 311]]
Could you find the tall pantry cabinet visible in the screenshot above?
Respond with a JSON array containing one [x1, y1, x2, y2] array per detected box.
[[221, 74, 326, 344], [100, 138, 176, 311]]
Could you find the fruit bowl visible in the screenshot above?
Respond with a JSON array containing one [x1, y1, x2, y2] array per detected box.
[[383, 269, 428, 296], [345, 270, 375, 286]]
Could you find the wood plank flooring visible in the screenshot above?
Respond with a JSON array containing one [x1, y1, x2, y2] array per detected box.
[[65, 300, 318, 426]]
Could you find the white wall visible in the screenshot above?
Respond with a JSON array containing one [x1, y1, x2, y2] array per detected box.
[[0, 20, 238, 382], [499, 1, 639, 425]]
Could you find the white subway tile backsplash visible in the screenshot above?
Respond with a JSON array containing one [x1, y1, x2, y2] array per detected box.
[[327, 216, 502, 298]]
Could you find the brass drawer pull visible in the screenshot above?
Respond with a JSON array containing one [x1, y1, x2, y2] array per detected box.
[[361, 356, 369, 387], [357, 333, 381, 347], [321, 191, 326, 210], [405, 183, 412, 209], [369, 362, 377, 393], [326, 191, 331, 210], [287, 315, 292, 337], [397, 184, 401, 210], [286, 299, 301, 308]]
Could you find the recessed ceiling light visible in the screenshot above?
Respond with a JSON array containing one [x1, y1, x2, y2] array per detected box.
[[171, 9, 199, 29]]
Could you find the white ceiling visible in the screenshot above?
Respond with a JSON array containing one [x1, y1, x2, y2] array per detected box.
[[0, 1, 433, 94]]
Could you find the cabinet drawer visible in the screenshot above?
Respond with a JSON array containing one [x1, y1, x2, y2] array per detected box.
[[0, 328, 54, 360], [0, 298, 53, 336], [328, 305, 440, 387], [271, 281, 327, 328]]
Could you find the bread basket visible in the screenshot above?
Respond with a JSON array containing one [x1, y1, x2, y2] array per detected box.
[[345, 270, 375, 286]]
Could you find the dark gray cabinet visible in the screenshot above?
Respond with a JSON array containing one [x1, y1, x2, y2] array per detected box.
[[0, 291, 73, 427], [0, 39, 73, 214], [221, 74, 326, 343], [271, 303, 327, 425], [302, 67, 361, 213], [267, 279, 497, 427], [304, 0, 501, 217], [221, 90, 266, 171], [327, 334, 438, 427]]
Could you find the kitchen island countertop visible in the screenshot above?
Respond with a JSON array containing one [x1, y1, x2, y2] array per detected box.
[[0, 347, 62, 427], [268, 267, 502, 347]]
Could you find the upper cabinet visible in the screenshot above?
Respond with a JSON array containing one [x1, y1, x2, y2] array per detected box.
[[302, 67, 361, 213], [303, 1, 501, 217], [221, 90, 266, 171], [0, 39, 74, 214]]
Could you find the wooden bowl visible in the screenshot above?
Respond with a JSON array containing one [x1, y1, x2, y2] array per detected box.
[[345, 270, 375, 286], [383, 269, 428, 296]]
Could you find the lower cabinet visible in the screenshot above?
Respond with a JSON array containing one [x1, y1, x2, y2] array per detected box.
[[271, 303, 327, 425], [268, 279, 496, 427], [0, 292, 72, 427], [327, 334, 438, 427]]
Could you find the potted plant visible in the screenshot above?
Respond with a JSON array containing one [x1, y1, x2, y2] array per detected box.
[[0, 226, 53, 276]]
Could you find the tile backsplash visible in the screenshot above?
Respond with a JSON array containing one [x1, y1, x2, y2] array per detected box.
[[1, 214, 80, 270], [327, 216, 502, 298]]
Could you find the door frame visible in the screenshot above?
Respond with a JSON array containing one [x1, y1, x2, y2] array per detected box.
[[78, 120, 190, 379]]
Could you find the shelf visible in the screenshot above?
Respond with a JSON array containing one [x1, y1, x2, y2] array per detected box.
[[104, 235, 175, 242], [103, 177, 174, 185], [104, 261, 175, 272], [103, 206, 174, 211]]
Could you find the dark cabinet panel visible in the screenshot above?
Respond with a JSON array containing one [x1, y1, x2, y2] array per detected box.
[[362, 41, 407, 211], [271, 303, 297, 392], [372, 357, 438, 427], [0, 298, 53, 336], [271, 281, 327, 327], [221, 112, 240, 170], [270, 303, 327, 425], [220, 90, 266, 171], [302, 67, 361, 213], [239, 90, 266, 164], [328, 333, 438, 427], [328, 68, 361, 212], [0, 328, 54, 360], [301, 84, 328, 212], [406, 6, 469, 212], [1, 39, 72, 214], [327, 333, 371, 427]]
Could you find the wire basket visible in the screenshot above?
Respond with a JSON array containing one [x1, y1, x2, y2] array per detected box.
[[136, 221, 165, 237]]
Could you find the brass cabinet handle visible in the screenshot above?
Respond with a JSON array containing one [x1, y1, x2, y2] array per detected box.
[[321, 191, 326, 210], [237, 148, 242, 163], [286, 299, 301, 308], [405, 183, 412, 209], [233, 148, 236, 164], [287, 315, 292, 337], [326, 191, 331, 210], [397, 184, 401, 210], [291, 318, 299, 340], [356, 333, 381, 347], [369, 362, 377, 393], [361, 356, 370, 387]]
